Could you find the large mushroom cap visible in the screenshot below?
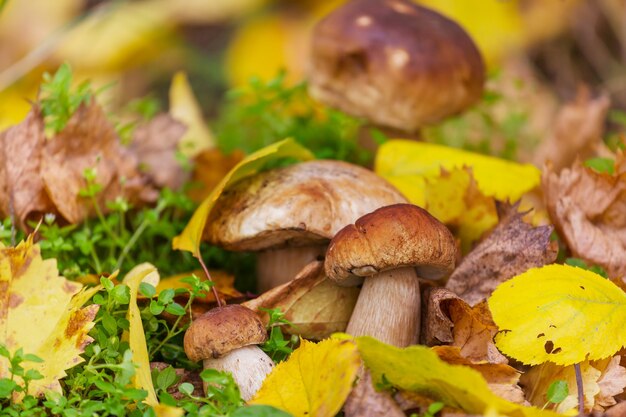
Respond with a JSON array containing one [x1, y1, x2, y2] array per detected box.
[[325, 204, 457, 283], [309, 0, 485, 132], [184, 304, 267, 362], [204, 159, 407, 251]]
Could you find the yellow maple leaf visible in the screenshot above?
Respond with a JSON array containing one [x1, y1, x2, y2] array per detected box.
[[250, 338, 360, 417], [0, 236, 100, 396], [424, 167, 498, 248], [488, 264, 626, 366], [356, 336, 559, 417], [375, 140, 540, 206], [121, 264, 159, 406], [173, 138, 315, 256], [169, 71, 215, 157]]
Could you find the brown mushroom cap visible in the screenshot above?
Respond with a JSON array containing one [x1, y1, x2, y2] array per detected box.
[[184, 304, 267, 362], [309, 0, 485, 132], [204, 159, 407, 251], [325, 204, 456, 283]]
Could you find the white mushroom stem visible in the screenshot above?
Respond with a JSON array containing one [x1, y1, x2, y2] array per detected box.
[[256, 244, 327, 292], [346, 266, 420, 347], [202, 345, 274, 401]]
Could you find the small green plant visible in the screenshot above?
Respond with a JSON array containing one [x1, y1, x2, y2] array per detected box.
[[543, 380, 569, 410], [584, 157, 615, 175], [40, 63, 93, 134], [259, 308, 297, 363], [215, 73, 371, 165]]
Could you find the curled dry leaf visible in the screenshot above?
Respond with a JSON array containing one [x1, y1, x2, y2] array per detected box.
[[423, 288, 506, 365], [543, 157, 626, 286], [433, 346, 526, 405], [533, 90, 611, 173], [344, 370, 405, 417], [0, 100, 172, 227], [0, 236, 100, 397], [242, 261, 359, 340], [446, 202, 558, 306], [521, 356, 626, 413], [130, 113, 187, 190]]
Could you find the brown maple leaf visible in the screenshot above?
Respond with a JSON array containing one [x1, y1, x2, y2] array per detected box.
[[445, 202, 558, 306], [423, 288, 506, 365], [543, 157, 626, 286]]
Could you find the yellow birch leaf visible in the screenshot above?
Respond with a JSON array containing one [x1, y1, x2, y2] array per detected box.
[[356, 336, 559, 417], [375, 140, 540, 205], [169, 72, 215, 157], [173, 139, 315, 256], [0, 236, 100, 396], [122, 264, 159, 406], [488, 264, 626, 366], [249, 338, 360, 417]]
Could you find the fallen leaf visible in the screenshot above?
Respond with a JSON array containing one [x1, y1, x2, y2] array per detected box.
[[520, 356, 626, 413], [446, 202, 557, 306], [489, 264, 626, 365], [533, 90, 611, 172], [0, 108, 51, 229], [356, 336, 558, 417], [424, 167, 497, 249], [543, 158, 626, 286], [130, 113, 187, 190], [154, 269, 243, 304], [243, 261, 359, 340], [375, 140, 540, 206], [122, 263, 159, 406], [434, 346, 525, 404], [343, 370, 405, 417], [424, 288, 506, 365], [249, 338, 360, 417], [173, 139, 315, 257], [0, 235, 100, 397], [169, 71, 214, 157], [187, 148, 244, 203]]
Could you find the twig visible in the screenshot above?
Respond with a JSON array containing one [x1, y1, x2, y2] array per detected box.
[[197, 253, 222, 308], [574, 363, 584, 415]]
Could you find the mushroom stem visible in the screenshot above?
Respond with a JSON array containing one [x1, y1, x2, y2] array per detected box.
[[256, 244, 327, 291], [346, 266, 420, 347], [202, 345, 274, 401]]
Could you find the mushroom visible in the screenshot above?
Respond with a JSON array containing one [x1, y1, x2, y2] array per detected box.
[[308, 0, 485, 133], [204, 159, 407, 291], [325, 203, 456, 346], [183, 304, 274, 401]]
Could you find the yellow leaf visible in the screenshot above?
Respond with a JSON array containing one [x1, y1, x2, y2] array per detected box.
[[424, 167, 497, 248], [488, 264, 626, 365], [122, 264, 159, 406], [250, 338, 360, 417], [356, 336, 559, 417], [169, 72, 215, 157], [173, 139, 315, 256], [0, 236, 99, 396], [375, 140, 540, 205]]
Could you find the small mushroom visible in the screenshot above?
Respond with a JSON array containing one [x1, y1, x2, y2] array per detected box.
[[183, 304, 274, 401], [205, 159, 406, 291], [325, 204, 457, 346], [309, 0, 485, 133]]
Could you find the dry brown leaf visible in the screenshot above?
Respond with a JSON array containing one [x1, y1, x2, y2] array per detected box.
[[344, 371, 405, 417], [423, 288, 506, 365], [605, 400, 626, 417], [0, 108, 53, 229], [433, 346, 526, 404], [446, 202, 558, 306], [130, 113, 187, 190], [187, 148, 244, 203], [242, 261, 359, 340], [154, 269, 244, 304], [41, 100, 155, 224], [533, 90, 611, 172], [543, 158, 626, 285], [521, 356, 626, 413]]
